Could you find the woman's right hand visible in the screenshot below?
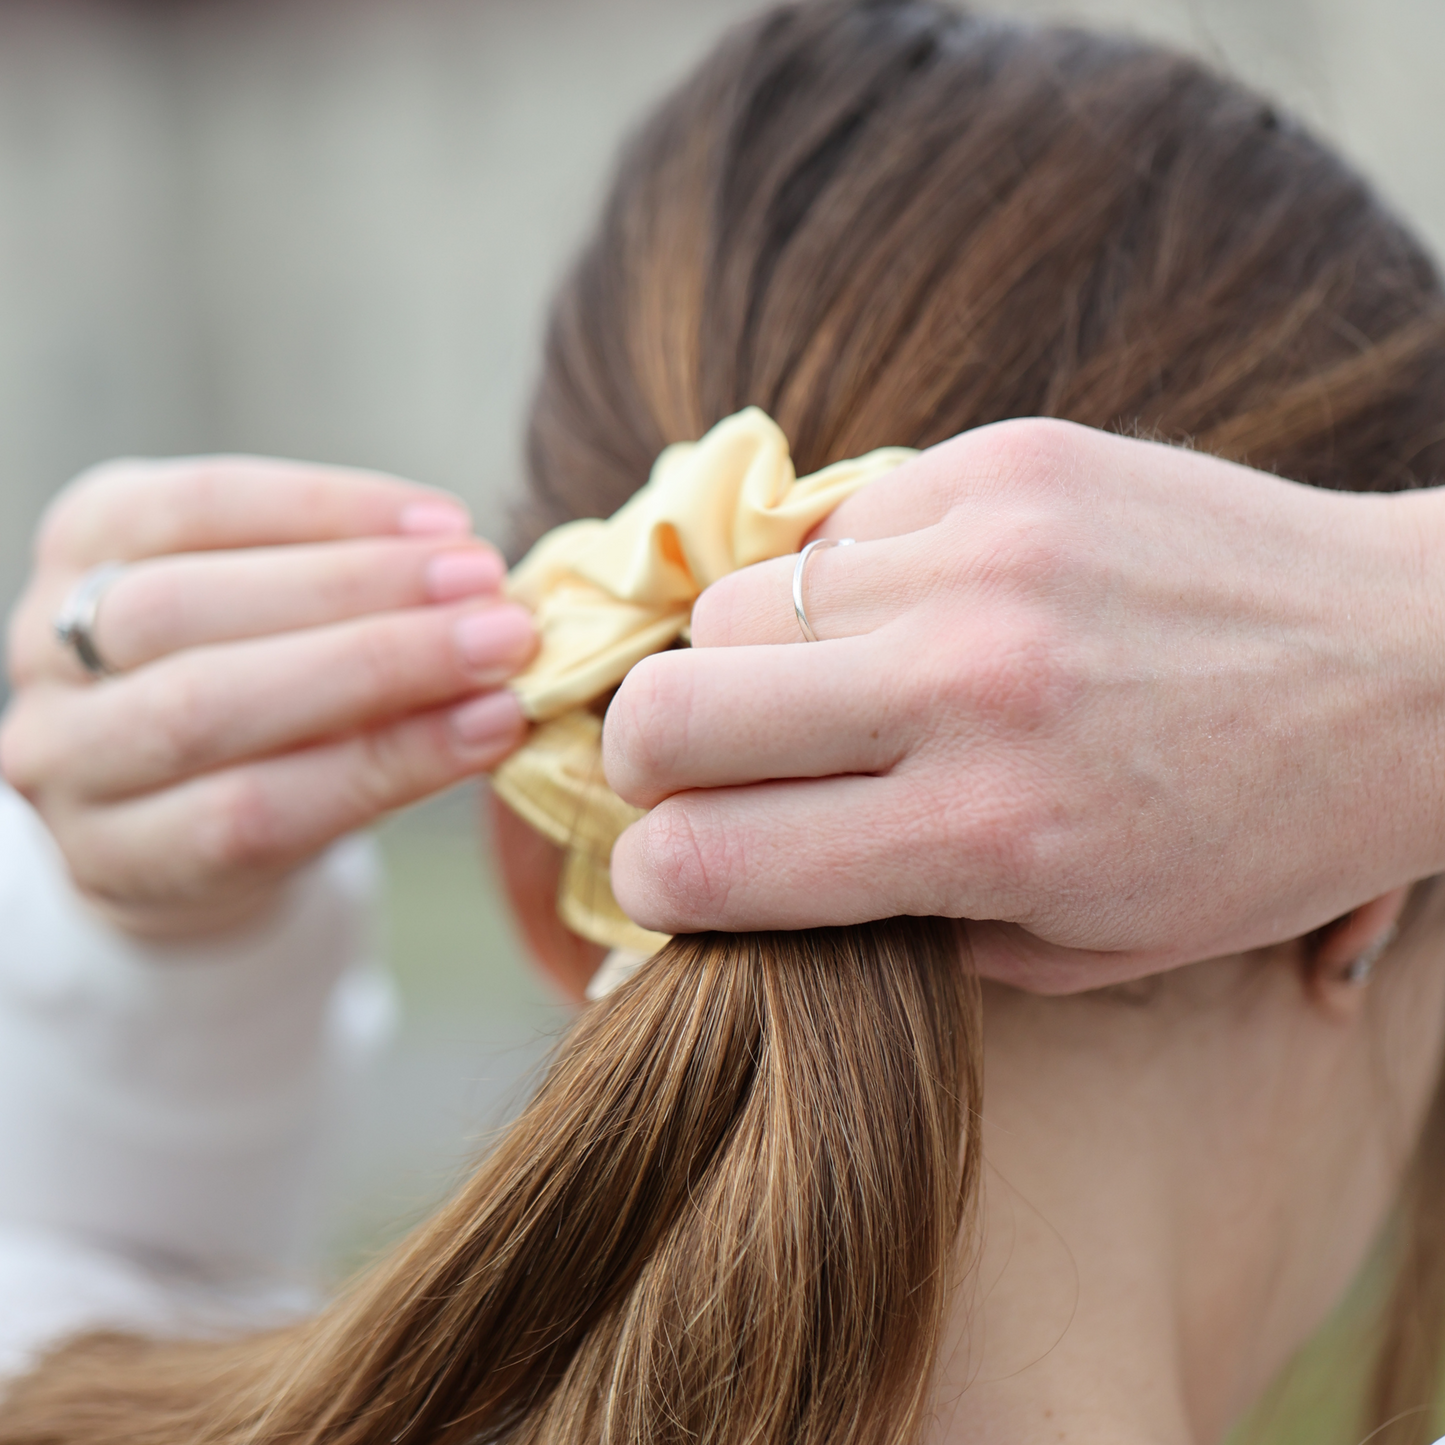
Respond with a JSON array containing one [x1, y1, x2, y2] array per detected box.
[[0, 457, 536, 937], [603, 419, 1445, 991]]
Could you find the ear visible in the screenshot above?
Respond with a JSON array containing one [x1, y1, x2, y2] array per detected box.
[[1309, 886, 1411, 1019], [486, 789, 607, 1004]]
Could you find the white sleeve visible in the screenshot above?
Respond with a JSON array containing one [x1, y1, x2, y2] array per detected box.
[[0, 784, 395, 1380]]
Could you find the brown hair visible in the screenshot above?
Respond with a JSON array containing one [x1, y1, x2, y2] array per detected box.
[[7, 3, 1445, 1442]]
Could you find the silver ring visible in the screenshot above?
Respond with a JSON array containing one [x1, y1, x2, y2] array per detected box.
[[792, 537, 854, 643], [53, 561, 127, 676]]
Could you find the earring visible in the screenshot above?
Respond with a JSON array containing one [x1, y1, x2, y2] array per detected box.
[[1344, 922, 1398, 986]]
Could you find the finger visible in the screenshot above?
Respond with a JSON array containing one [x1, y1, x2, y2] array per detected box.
[[609, 772, 992, 934], [692, 488, 1070, 655], [690, 534, 929, 649], [9, 599, 537, 799], [603, 639, 910, 808], [61, 692, 526, 910], [38, 456, 473, 569], [609, 765, 1200, 990], [808, 419, 1075, 545], [805, 446, 957, 545], [16, 538, 505, 680]]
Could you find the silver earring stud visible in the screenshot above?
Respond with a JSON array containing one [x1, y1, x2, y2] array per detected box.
[[1344, 922, 1398, 986]]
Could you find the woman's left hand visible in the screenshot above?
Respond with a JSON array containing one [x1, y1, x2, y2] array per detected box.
[[1, 456, 534, 938], [601, 419, 1445, 992]]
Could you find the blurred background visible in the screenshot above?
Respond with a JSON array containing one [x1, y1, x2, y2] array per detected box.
[[1, 2, 1441, 1439]]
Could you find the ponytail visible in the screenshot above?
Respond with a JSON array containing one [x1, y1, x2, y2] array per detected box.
[[2, 921, 980, 1445]]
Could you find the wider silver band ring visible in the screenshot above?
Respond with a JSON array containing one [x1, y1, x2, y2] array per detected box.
[[53, 560, 127, 677], [792, 537, 854, 643]]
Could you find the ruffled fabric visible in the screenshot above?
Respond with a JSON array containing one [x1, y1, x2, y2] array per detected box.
[[491, 407, 914, 956]]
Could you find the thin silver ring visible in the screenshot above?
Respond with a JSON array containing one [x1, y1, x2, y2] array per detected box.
[[792, 537, 854, 643], [53, 560, 127, 677]]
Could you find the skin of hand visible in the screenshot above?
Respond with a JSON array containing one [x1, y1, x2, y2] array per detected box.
[[602, 417, 1445, 992], [0, 456, 535, 938]]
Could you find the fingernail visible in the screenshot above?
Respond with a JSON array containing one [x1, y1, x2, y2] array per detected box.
[[399, 500, 472, 535], [426, 549, 505, 601], [450, 690, 524, 753], [453, 604, 536, 679]]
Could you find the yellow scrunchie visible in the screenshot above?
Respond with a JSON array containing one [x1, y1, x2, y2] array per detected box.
[[492, 407, 915, 955]]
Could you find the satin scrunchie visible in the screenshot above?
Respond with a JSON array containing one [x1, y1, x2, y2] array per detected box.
[[492, 407, 915, 960]]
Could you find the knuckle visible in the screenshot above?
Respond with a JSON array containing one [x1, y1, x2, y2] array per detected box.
[[929, 772, 1045, 910], [907, 613, 1069, 740], [953, 510, 1069, 599], [119, 566, 183, 659], [913, 417, 1082, 521], [865, 776, 937, 896], [638, 800, 734, 922], [139, 665, 218, 775], [349, 615, 415, 704], [197, 772, 281, 876], [604, 653, 695, 805], [347, 726, 419, 817], [964, 622, 1066, 733], [971, 415, 1085, 496], [964, 793, 1042, 904], [688, 571, 750, 648]]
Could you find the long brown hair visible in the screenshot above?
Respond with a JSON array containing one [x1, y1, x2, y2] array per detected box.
[[8, 4, 1445, 1442]]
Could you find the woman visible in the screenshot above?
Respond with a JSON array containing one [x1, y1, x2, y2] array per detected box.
[[6, 2, 1445, 1442]]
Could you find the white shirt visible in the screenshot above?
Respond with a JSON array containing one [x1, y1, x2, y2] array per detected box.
[[0, 784, 390, 1381]]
